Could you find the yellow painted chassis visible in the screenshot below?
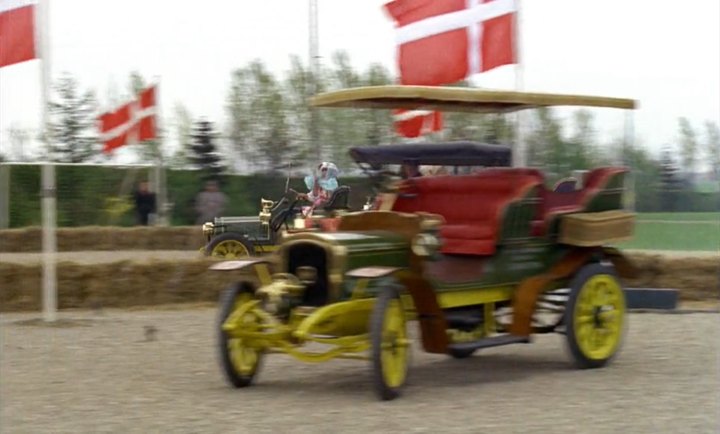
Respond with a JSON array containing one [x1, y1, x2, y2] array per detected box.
[[219, 261, 519, 364]]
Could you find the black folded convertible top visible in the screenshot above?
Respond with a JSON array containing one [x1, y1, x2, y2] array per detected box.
[[349, 141, 512, 168]]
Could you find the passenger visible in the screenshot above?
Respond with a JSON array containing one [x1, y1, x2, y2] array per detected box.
[[298, 162, 339, 217], [401, 161, 422, 178]]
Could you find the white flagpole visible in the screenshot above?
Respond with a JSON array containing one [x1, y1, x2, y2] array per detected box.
[[513, 0, 525, 167], [308, 0, 321, 162], [152, 78, 167, 226], [38, 0, 57, 322]]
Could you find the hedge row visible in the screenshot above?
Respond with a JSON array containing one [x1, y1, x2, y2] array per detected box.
[[5, 164, 376, 228]]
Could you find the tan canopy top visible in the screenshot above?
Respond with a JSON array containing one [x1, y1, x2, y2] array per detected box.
[[309, 85, 637, 113]]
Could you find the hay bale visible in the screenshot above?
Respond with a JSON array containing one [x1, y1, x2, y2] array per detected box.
[[623, 253, 719, 301], [0, 251, 716, 312], [0, 226, 205, 252]]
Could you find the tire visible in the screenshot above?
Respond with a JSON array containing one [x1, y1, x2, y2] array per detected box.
[[448, 347, 476, 359], [217, 282, 264, 388], [370, 284, 411, 401], [206, 233, 255, 259], [564, 262, 627, 369]]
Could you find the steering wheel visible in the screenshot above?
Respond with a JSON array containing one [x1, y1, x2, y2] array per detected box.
[[270, 197, 303, 233]]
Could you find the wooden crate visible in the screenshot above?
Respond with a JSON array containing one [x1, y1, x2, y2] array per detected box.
[[558, 210, 635, 246]]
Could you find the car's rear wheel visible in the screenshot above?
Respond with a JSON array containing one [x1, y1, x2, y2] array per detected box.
[[217, 282, 264, 388], [565, 263, 627, 369], [206, 233, 254, 259], [370, 284, 411, 401]]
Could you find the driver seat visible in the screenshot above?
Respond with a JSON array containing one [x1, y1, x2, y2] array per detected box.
[[321, 185, 351, 215]]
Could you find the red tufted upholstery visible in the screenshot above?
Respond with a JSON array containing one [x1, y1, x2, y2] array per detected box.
[[391, 174, 540, 255], [471, 166, 628, 237], [534, 166, 629, 235]]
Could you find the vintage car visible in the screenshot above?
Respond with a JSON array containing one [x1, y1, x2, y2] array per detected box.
[[210, 85, 638, 401], [201, 179, 353, 258]]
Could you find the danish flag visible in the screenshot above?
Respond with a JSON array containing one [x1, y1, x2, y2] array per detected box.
[[0, 0, 38, 68], [98, 85, 157, 154], [393, 109, 443, 138], [384, 0, 518, 86]]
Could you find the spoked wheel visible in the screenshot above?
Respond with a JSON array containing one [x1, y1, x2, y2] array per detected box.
[[206, 233, 254, 259], [370, 285, 411, 401], [565, 263, 627, 369], [217, 283, 264, 387]]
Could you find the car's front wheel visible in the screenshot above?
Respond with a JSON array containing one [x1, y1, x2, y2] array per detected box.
[[217, 283, 264, 388], [370, 284, 411, 401], [206, 233, 254, 259]]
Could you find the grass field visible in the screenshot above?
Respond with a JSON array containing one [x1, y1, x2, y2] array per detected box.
[[618, 212, 720, 251]]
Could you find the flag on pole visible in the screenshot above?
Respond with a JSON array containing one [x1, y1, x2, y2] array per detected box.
[[384, 0, 517, 86], [0, 0, 38, 68], [393, 109, 443, 138], [98, 85, 158, 154]]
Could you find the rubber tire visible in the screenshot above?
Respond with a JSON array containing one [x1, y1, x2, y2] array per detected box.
[[565, 262, 627, 369], [448, 347, 476, 359], [205, 232, 255, 258], [370, 284, 410, 401], [217, 282, 263, 388]]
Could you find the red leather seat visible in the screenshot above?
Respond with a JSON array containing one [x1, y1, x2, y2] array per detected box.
[[532, 167, 629, 235], [392, 174, 540, 255]]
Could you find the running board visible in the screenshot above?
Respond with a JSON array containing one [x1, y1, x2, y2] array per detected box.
[[447, 334, 530, 352]]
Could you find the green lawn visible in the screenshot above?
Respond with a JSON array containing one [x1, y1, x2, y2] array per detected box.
[[618, 212, 720, 251], [635, 212, 720, 222]]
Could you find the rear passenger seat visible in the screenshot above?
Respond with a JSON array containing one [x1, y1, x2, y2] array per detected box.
[[391, 173, 541, 255]]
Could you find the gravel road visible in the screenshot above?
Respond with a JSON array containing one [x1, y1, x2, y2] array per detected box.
[[1, 249, 717, 265], [1, 308, 718, 434]]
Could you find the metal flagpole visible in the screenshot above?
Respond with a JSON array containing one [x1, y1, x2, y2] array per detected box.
[[512, 0, 525, 168], [38, 0, 57, 322], [308, 0, 321, 162], [153, 79, 167, 226]]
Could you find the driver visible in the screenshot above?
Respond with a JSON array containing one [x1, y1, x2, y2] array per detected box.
[[298, 162, 339, 217]]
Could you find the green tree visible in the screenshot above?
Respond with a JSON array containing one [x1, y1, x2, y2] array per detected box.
[[565, 109, 600, 169], [658, 148, 683, 211], [283, 55, 319, 168], [320, 51, 366, 168], [226, 59, 295, 174], [189, 120, 226, 181], [47, 73, 98, 163], [618, 139, 661, 211], [169, 102, 194, 168], [525, 107, 567, 177], [678, 117, 698, 179], [6, 124, 32, 161], [704, 120, 720, 179]]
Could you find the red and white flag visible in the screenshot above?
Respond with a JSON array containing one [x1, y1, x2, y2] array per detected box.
[[98, 85, 158, 154], [0, 0, 38, 68], [393, 109, 443, 138], [384, 0, 517, 86]]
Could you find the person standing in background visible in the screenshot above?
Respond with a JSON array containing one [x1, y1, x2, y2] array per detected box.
[[133, 180, 157, 226], [195, 180, 227, 224]]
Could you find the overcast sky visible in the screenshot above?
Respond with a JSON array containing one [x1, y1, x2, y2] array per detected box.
[[0, 0, 718, 162]]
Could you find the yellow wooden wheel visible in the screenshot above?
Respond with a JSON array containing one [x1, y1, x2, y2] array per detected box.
[[217, 283, 264, 387], [566, 263, 626, 369], [370, 285, 411, 400], [206, 233, 254, 259]]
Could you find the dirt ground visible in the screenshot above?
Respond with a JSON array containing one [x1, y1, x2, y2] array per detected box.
[[1, 248, 717, 265], [0, 308, 717, 434]]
